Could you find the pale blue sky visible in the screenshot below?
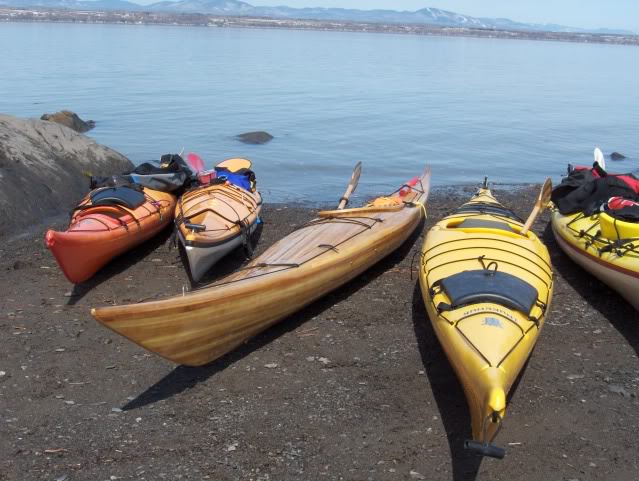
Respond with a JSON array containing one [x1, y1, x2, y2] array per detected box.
[[130, 0, 639, 32], [253, 0, 639, 32]]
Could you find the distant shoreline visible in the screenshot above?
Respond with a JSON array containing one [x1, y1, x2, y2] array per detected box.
[[2, 7, 639, 46]]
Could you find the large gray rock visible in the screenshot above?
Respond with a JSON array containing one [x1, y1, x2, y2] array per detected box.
[[41, 110, 96, 133], [0, 114, 134, 235]]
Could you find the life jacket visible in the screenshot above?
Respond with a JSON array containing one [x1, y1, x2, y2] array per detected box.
[[215, 167, 256, 192], [551, 163, 639, 215], [605, 197, 639, 222]]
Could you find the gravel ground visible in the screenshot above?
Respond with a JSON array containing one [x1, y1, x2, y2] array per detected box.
[[1, 185, 638, 481]]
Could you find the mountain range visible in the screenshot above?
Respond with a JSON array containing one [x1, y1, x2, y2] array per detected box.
[[1, 0, 634, 35]]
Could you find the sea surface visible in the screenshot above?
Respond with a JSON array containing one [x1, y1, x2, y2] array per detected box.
[[1, 22, 638, 203]]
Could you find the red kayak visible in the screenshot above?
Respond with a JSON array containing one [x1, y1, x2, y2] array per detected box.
[[46, 186, 176, 284]]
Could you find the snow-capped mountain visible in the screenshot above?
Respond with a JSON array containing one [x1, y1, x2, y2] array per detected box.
[[0, 0, 633, 35]]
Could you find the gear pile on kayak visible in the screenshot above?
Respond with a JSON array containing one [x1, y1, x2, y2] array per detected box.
[[551, 148, 639, 310]]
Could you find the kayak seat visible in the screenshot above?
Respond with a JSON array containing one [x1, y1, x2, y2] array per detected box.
[[90, 186, 146, 210], [456, 219, 516, 233], [437, 269, 538, 315], [453, 204, 523, 223]]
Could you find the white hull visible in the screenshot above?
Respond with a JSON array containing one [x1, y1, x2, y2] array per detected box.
[[179, 222, 258, 282], [553, 225, 639, 310]]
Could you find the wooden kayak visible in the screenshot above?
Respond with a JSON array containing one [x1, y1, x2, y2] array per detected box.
[[176, 158, 262, 282], [551, 209, 639, 310], [418, 184, 553, 458], [92, 166, 430, 366], [46, 186, 176, 284]]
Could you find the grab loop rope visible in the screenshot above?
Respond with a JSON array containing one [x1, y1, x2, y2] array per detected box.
[[478, 255, 498, 276], [565, 212, 639, 259]]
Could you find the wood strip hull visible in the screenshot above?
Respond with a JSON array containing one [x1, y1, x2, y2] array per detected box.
[[92, 168, 430, 366], [176, 183, 262, 282]]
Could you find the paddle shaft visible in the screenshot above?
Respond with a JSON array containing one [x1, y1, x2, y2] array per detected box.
[[338, 162, 363, 210]]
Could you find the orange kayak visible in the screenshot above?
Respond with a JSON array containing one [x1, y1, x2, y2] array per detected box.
[[46, 186, 176, 283]]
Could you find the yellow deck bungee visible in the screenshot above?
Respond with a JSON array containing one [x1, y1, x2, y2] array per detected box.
[[419, 182, 553, 458], [551, 208, 639, 310]]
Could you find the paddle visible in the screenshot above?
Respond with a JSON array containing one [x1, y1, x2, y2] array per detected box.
[[187, 152, 206, 174], [521, 178, 553, 236], [594, 147, 606, 171], [337, 162, 363, 210]]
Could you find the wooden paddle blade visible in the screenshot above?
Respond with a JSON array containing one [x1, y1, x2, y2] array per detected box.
[[521, 178, 552, 235], [337, 162, 363, 210], [421, 164, 432, 201], [539, 177, 553, 207]]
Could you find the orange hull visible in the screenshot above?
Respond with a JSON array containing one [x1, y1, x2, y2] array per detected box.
[[46, 188, 176, 284]]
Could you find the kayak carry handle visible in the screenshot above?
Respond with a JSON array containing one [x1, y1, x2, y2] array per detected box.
[[464, 440, 506, 459], [185, 223, 206, 232]]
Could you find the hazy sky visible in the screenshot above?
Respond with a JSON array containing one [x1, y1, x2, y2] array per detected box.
[[246, 0, 639, 32], [129, 0, 638, 32]]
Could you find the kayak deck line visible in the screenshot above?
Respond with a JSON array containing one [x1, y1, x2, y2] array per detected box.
[[191, 214, 386, 292], [190, 185, 431, 293]]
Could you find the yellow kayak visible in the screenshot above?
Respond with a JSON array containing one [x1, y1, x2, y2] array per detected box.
[[551, 209, 639, 310], [418, 183, 553, 458]]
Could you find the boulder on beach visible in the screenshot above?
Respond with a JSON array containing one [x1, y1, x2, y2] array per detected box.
[[0, 114, 134, 235], [610, 151, 626, 160], [40, 110, 96, 133], [236, 131, 274, 145]]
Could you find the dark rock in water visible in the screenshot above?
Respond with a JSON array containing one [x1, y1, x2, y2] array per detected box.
[[610, 152, 627, 160], [237, 131, 274, 145], [40, 110, 95, 133], [0, 114, 133, 234]]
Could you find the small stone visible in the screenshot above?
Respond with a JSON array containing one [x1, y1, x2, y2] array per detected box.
[[589, 462, 597, 467], [55, 348, 65, 352], [0, 371, 5, 377], [410, 470, 426, 480], [64, 400, 75, 405], [306, 356, 315, 362], [111, 407, 123, 413], [264, 363, 278, 369], [55, 395, 65, 399], [418, 370, 425, 375], [227, 444, 237, 452], [135, 417, 142, 422], [567, 374, 585, 380], [56, 475, 69, 481], [593, 329, 602, 334], [608, 384, 631, 397], [318, 357, 330, 365]]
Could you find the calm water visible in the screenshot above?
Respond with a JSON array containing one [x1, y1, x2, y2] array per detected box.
[[1, 22, 638, 203]]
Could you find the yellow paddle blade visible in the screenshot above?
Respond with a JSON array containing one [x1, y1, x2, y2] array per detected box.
[[216, 158, 252, 173]]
